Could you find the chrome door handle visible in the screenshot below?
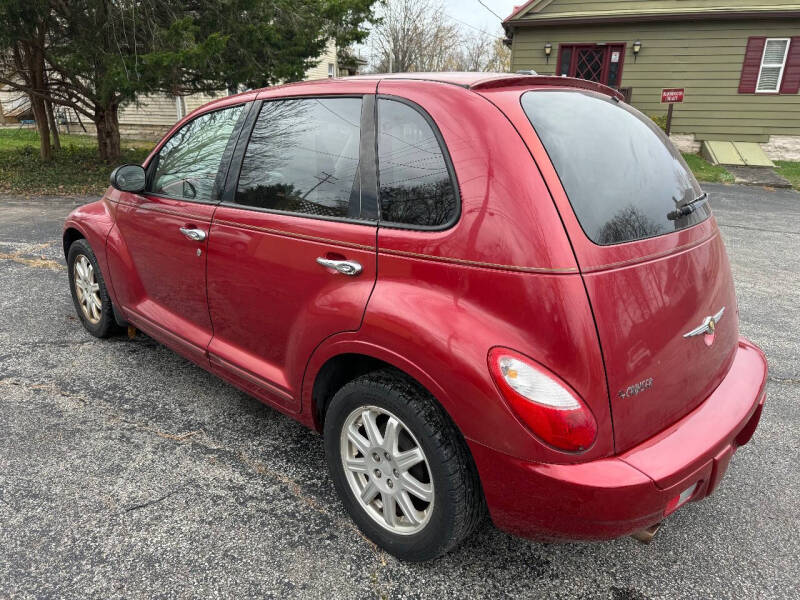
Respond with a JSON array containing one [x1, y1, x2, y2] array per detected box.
[[316, 257, 362, 276], [179, 227, 207, 241]]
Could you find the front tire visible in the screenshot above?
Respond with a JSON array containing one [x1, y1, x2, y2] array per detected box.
[[324, 370, 485, 561], [67, 239, 116, 338]]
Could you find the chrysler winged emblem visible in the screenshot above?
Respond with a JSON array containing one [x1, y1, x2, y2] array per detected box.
[[683, 307, 725, 346]]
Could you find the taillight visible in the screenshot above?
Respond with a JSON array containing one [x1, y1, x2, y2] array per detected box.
[[488, 347, 597, 452]]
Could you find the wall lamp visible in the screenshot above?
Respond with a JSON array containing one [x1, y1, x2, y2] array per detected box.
[[632, 40, 642, 62], [544, 42, 552, 63]]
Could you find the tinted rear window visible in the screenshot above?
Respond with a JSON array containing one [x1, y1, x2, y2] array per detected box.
[[521, 91, 709, 245]]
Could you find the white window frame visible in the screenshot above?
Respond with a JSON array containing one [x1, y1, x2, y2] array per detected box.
[[756, 37, 791, 94]]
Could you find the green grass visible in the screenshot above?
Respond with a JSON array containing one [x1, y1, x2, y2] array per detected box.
[[0, 128, 152, 196], [681, 153, 735, 185], [774, 160, 800, 191]]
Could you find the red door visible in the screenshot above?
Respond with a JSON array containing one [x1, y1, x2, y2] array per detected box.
[[114, 195, 216, 365], [110, 103, 247, 366], [205, 85, 378, 412]]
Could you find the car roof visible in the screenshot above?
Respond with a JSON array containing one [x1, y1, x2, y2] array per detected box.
[[199, 72, 623, 115], [343, 71, 520, 87]]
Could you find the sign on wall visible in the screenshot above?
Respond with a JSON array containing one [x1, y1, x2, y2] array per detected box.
[[661, 88, 685, 103]]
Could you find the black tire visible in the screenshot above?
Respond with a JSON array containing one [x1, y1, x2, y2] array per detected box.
[[324, 369, 485, 561], [67, 239, 117, 338]]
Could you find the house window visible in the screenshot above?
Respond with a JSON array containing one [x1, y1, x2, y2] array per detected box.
[[556, 43, 625, 87], [328, 63, 335, 78], [757, 38, 791, 93]]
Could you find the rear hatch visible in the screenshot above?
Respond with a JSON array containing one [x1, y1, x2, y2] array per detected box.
[[520, 89, 739, 452]]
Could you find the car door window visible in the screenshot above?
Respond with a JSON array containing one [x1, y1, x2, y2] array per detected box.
[[150, 104, 245, 202], [377, 99, 458, 228], [235, 98, 363, 219]]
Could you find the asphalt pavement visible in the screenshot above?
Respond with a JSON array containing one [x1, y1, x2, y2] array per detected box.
[[0, 184, 798, 599]]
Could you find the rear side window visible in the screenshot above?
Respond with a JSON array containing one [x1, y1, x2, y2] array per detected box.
[[236, 98, 363, 219], [521, 91, 709, 245], [377, 99, 458, 228]]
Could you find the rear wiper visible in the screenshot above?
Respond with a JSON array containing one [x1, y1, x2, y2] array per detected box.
[[667, 192, 708, 221]]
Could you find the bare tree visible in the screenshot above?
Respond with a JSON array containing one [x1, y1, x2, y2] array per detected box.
[[366, 0, 510, 74]]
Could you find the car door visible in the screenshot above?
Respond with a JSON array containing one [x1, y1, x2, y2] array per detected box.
[[111, 102, 248, 366], [205, 87, 378, 412]]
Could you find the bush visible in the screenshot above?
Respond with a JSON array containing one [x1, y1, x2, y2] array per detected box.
[[650, 114, 668, 132]]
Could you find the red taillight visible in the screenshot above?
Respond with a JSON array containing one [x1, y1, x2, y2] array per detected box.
[[488, 347, 597, 452]]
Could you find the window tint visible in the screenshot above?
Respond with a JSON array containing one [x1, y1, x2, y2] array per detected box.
[[151, 104, 244, 201], [521, 90, 709, 245], [377, 99, 457, 227], [236, 98, 363, 218]]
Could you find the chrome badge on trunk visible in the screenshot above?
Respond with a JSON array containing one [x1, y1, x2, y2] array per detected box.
[[684, 307, 725, 347]]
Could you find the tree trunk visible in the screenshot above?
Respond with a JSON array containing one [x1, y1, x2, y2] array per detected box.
[[29, 94, 51, 160], [95, 103, 121, 162], [25, 42, 51, 160], [45, 99, 61, 151]]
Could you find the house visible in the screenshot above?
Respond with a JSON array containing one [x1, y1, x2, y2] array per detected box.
[[503, 1, 800, 161], [0, 84, 33, 123]]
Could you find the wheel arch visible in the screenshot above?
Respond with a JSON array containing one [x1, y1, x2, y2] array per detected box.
[[304, 342, 464, 442], [62, 227, 85, 258]]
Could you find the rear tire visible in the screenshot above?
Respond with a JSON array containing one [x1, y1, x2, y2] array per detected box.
[[324, 369, 485, 561], [67, 239, 116, 338]]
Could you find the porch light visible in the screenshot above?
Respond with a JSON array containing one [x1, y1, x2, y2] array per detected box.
[[544, 42, 552, 63], [632, 40, 642, 62]]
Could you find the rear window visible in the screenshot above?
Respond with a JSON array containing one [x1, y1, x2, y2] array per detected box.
[[521, 90, 710, 245]]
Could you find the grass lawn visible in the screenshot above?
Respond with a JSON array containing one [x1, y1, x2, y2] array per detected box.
[[0, 128, 152, 196], [774, 160, 800, 191], [681, 153, 735, 185]]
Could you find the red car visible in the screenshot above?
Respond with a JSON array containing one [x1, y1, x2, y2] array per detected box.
[[63, 73, 767, 561]]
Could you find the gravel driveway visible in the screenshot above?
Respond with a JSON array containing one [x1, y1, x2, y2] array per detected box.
[[1, 184, 798, 599]]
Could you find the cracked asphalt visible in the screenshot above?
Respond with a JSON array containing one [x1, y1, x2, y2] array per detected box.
[[1, 184, 798, 599]]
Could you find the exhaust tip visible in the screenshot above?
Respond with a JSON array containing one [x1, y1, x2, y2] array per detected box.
[[631, 522, 662, 544]]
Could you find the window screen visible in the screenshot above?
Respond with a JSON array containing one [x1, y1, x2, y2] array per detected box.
[[150, 104, 244, 202], [236, 98, 363, 219], [377, 99, 457, 227]]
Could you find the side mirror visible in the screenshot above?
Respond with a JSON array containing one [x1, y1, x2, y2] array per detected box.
[[110, 164, 146, 193]]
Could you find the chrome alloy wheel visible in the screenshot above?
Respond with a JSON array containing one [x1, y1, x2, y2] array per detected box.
[[73, 254, 101, 324], [340, 405, 434, 535]]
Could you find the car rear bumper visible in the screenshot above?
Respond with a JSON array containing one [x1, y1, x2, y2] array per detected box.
[[469, 337, 767, 541]]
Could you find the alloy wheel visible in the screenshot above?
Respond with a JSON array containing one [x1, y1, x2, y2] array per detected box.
[[340, 405, 434, 535], [73, 254, 102, 324]]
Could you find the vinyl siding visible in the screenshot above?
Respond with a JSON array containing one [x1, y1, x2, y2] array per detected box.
[[510, 19, 800, 142], [118, 94, 180, 127], [304, 40, 339, 80], [516, 0, 800, 19]]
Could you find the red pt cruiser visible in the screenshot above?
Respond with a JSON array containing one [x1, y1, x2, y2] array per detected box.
[[63, 73, 767, 561]]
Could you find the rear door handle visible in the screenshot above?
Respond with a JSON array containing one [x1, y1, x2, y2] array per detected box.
[[316, 257, 362, 276], [180, 227, 207, 241]]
